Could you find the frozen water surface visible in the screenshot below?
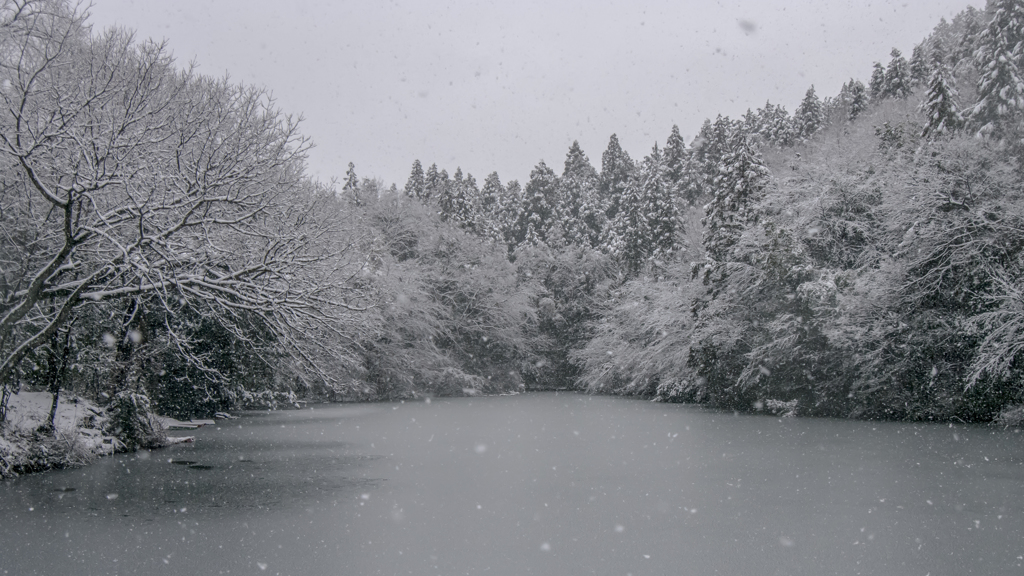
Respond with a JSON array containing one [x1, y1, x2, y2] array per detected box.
[[1, 392, 1022, 575]]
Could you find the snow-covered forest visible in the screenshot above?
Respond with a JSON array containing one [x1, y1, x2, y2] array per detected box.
[[3, 0, 1024, 474]]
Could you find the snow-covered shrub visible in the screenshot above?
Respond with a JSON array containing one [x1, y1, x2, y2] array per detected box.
[[995, 405, 1024, 427], [103, 391, 164, 450]]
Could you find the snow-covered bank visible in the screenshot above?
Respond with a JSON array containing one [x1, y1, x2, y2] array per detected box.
[[0, 391, 118, 479], [1, 390, 241, 479]]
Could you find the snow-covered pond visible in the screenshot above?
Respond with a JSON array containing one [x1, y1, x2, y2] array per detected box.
[[1, 392, 1022, 575]]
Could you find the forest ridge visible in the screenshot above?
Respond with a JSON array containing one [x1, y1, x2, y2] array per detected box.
[[2, 0, 1024, 467]]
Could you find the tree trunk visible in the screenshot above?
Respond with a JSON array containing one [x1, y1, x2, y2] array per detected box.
[[45, 320, 75, 430]]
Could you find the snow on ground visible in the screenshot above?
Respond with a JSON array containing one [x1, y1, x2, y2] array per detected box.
[[1, 390, 116, 478], [6, 390, 100, 432], [2, 391, 223, 478]]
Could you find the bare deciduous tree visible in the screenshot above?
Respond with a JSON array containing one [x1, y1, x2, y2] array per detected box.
[[0, 0, 375, 417]]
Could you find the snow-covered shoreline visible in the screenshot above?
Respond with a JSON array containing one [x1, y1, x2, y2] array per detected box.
[[0, 391, 209, 480], [0, 391, 119, 479]]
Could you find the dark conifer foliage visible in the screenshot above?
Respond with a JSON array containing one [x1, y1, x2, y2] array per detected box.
[[662, 125, 701, 205], [423, 163, 440, 200], [460, 172, 480, 229], [953, 6, 986, 67], [476, 171, 504, 240], [692, 116, 738, 200], [909, 44, 930, 86], [514, 160, 560, 246], [557, 141, 603, 248], [884, 48, 912, 98], [869, 62, 886, 99], [700, 134, 770, 265], [794, 86, 824, 139], [405, 159, 425, 199], [437, 167, 460, 222], [969, 0, 1024, 138], [437, 169, 451, 203], [344, 162, 359, 192], [599, 134, 634, 222], [498, 179, 523, 249], [846, 80, 868, 121], [921, 53, 964, 138], [751, 102, 795, 146], [615, 144, 675, 277]]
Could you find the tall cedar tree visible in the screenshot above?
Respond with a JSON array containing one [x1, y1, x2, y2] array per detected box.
[[647, 144, 681, 263], [692, 116, 737, 197], [344, 162, 359, 192], [499, 180, 523, 250], [405, 159, 425, 199], [437, 169, 451, 205], [758, 102, 795, 146], [920, 53, 965, 138], [439, 168, 475, 228], [437, 168, 459, 221], [909, 44, 930, 86], [884, 48, 912, 98], [423, 163, 440, 200], [954, 7, 986, 66], [663, 125, 699, 206], [970, 0, 1024, 138], [557, 141, 603, 247], [847, 80, 868, 121], [461, 172, 480, 230], [599, 134, 634, 222], [701, 134, 770, 264], [477, 171, 504, 240], [869, 62, 887, 99], [794, 86, 824, 140], [515, 161, 559, 246], [616, 144, 662, 276]]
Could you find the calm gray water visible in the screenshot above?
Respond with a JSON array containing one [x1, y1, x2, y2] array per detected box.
[[1, 392, 1022, 576]]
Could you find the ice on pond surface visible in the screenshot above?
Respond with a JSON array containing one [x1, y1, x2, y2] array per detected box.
[[1, 393, 1022, 576]]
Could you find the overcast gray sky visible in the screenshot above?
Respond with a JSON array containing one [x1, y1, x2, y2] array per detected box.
[[87, 1, 979, 187]]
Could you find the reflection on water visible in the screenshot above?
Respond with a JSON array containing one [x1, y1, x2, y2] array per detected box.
[[1, 393, 1022, 576]]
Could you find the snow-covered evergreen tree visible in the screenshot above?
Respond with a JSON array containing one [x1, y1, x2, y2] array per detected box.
[[437, 168, 460, 222], [599, 134, 634, 222], [438, 168, 477, 229], [758, 102, 795, 146], [615, 146, 657, 276], [693, 116, 738, 184], [920, 53, 964, 138], [662, 124, 699, 206], [610, 142, 682, 276], [953, 6, 986, 69], [405, 159, 425, 199], [884, 48, 912, 99], [423, 163, 440, 200], [794, 86, 824, 139], [847, 80, 868, 121], [514, 161, 559, 246], [909, 44, 930, 87], [460, 172, 480, 229], [478, 172, 502, 220], [499, 179, 523, 250], [701, 135, 770, 265], [969, 0, 1024, 138], [645, 146, 680, 264], [557, 141, 603, 247], [869, 62, 886, 100], [741, 108, 761, 137], [437, 169, 451, 205], [343, 162, 359, 193]]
